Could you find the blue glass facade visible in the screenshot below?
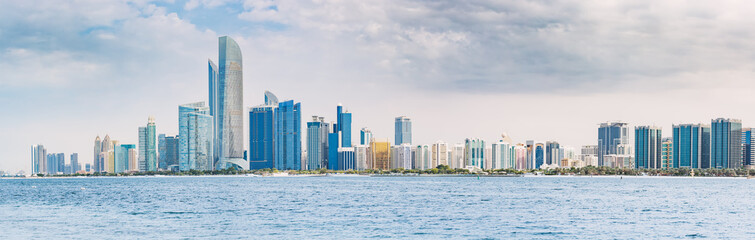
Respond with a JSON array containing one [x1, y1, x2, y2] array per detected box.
[[395, 116, 412, 145], [535, 144, 544, 169], [340, 112, 352, 148], [634, 126, 662, 169], [360, 128, 372, 145], [598, 122, 628, 166], [210, 36, 245, 170], [673, 124, 710, 169], [274, 100, 301, 170], [249, 105, 275, 170], [306, 117, 329, 170], [328, 132, 339, 170], [711, 118, 742, 169], [179, 102, 214, 171], [743, 128, 754, 166], [338, 148, 356, 170], [115, 144, 136, 173]]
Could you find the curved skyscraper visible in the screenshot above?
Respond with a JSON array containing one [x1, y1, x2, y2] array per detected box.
[[209, 36, 246, 170]]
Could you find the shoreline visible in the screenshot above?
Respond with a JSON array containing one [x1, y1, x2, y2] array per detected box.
[[3, 174, 753, 180]]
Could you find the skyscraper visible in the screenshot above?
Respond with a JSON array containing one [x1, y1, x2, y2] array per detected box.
[[545, 141, 560, 166], [31, 144, 46, 175], [635, 126, 662, 169], [337, 104, 352, 148], [415, 145, 431, 170], [328, 132, 339, 170], [138, 117, 157, 171], [598, 122, 629, 166], [115, 144, 136, 173], [492, 141, 514, 169], [743, 128, 754, 167], [360, 128, 372, 145], [711, 118, 742, 169], [354, 145, 368, 170], [93, 136, 101, 173], [158, 134, 179, 170], [210, 36, 246, 170], [431, 141, 448, 167], [338, 147, 356, 170], [70, 153, 79, 173], [307, 116, 330, 170], [249, 91, 278, 170], [673, 124, 710, 169], [395, 116, 412, 145], [464, 138, 485, 169], [370, 140, 391, 170], [179, 102, 214, 171], [274, 100, 301, 170]]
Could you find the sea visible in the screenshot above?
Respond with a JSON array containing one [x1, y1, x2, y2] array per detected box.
[[1, 175, 754, 239]]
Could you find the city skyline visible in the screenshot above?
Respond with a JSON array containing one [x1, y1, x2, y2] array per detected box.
[[5, 1, 755, 173]]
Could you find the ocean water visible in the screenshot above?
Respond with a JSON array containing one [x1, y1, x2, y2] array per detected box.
[[1, 176, 755, 239]]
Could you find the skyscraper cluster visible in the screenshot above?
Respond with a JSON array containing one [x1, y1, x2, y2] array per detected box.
[[30, 36, 755, 175]]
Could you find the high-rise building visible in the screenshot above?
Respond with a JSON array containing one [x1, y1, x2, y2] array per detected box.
[[393, 144, 413, 169], [395, 116, 412, 145], [673, 124, 710, 169], [338, 147, 356, 170], [545, 141, 560, 166], [179, 102, 214, 171], [635, 126, 662, 169], [661, 138, 673, 169], [337, 104, 352, 148], [712, 118, 742, 169], [158, 135, 179, 171], [464, 138, 485, 169], [414, 145, 431, 170], [115, 144, 136, 173], [328, 132, 339, 170], [431, 141, 448, 167], [69, 153, 79, 173], [514, 144, 527, 170], [274, 100, 301, 170], [210, 36, 246, 170], [451, 143, 464, 169], [93, 136, 102, 173], [354, 145, 369, 170], [31, 144, 46, 175], [249, 91, 278, 170], [492, 141, 514, 169], [137, 117, 157, 172], [370, 140, 391, 170], [743, 128, 755, 167], [360, 128, 372, 145], [598, 122, 629, 166], [306, 116, 330, 170]]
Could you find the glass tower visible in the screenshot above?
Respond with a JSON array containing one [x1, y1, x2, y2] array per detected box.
[[711, 118, 742, 169], [635, 126, 662, 169], [306, 116, 329, 170], [179, 102, 214, 171], [673, 124, 710, 169], [743, 128, 754, 166], [210, 36, 245, 170], [395, 116, 412, 145], [274, 100, 301, 170], [249, 91, 278, 170], [598, 122, 629, 166]]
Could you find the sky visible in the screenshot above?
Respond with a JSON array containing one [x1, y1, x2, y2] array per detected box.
[[3, 0, 755, 174]]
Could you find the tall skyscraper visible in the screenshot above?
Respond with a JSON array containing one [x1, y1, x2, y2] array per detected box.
[[415, 145, 431, 170], [115, 144, 136, 173], [431, 141, 448, 167], [711, 118, 742, 169], [545, 141, 560, 166], [249, 91, 278, 170], [743, 128, 754, 167], [465, 138, 486, 169], [179, 102, 214, 171], [328, 132, 339, 170], [395, 116, 412, 145], [635, 126, 662, 169], [370, 140, 391, 170], [274, 100, 301, 170], [337, 104, 352, 148], [360, 128, 372, 145], [598, 122, 629, 166], [492, 140, 514, 169], [31, 144, 46, 175], [159, 134, 179, 170], [93, 136, 101, 173], [307, 116, 330, 170], [661, 137, 673, 169], [70, 153, 79, 173], [210, 36, 246, 170], [138, 117, 157, 171], [673, 124, 710, 169]]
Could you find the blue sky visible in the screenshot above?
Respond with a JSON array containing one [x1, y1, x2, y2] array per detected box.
[[3, 0, 755, 173]]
